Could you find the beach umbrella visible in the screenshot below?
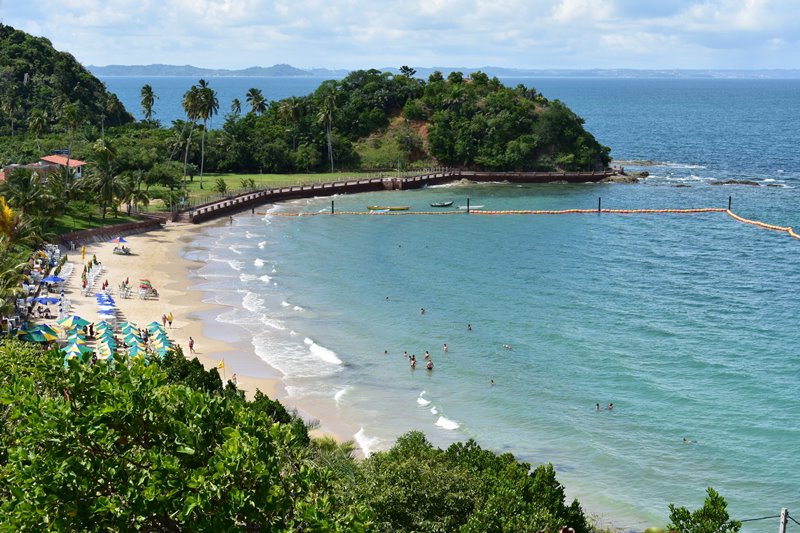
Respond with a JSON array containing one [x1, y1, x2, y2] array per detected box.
[[33, 296, 60, 305], [42, 275, 65, 284], [32, 324, 60, 337], [98, 309, 117, 316], [59, 315, 90, 330], [95, 320, 112, 331], [118, 321, 136, 331], [110, 236, 127, 243], [20, 330, 56, 343], [63, 343, 93, 355]]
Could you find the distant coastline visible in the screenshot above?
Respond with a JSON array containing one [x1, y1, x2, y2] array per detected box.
[[88, 63, 800, 79]]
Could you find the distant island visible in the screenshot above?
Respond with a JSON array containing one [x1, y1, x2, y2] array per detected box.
[[88, 63, 800, 79]]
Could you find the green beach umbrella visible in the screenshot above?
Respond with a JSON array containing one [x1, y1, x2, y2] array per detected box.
[[58, 315, 90, 330], [63, 343, 93, 355], [20, 330, 56, 343]]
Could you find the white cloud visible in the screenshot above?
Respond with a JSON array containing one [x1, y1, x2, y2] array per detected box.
[[2, 0, 799, 69]]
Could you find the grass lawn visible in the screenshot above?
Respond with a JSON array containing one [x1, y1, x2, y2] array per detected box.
[[180, 171, 387, 194], [53, 212, 141, 234]]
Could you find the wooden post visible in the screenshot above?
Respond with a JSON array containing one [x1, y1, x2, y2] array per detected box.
[[779, 508, 788, 533], [728, 196, 732, 210], [467, 198, 470, 214], [598, 197, 601, 212], [331, 200, 335, 215]]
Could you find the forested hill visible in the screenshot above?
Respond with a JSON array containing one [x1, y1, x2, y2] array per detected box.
[[213, 69, 611, 172], [0, 24, 133, 137]]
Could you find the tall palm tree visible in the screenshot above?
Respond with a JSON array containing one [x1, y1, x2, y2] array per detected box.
[[280, 97, 302, 150], [245, 88, 267, 115], [28, 110, 48, 152], [196, 80, 219, 190], [230, 98, 241, 117], [181, 85, 201, 187], [89, 138, 118, 219], [1, 91, 17, 136], [140, 84, 157, 121], [316, 90, 337, 172]]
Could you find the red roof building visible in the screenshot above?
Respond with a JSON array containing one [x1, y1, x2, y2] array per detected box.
[[38, 154, 87, 178]]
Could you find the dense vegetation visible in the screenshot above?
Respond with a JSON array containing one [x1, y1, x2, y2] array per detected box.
[[0, 24, 133, 138], [1, 339, 600, 531]]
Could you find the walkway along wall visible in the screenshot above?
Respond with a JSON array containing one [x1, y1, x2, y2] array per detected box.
[[187, 170, 615, 224]]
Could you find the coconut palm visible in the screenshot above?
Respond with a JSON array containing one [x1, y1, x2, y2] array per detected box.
[[181, 85, 201, 187], [279, 97, 302, 150], [316, 89, 337, 172], [89, 138, 119, 219], [245, 88, 267, 115], [28, 110, 48, 151], [140, 84, 157, 121], [196, 80, 219, 190], [230, 98, 241, 116]]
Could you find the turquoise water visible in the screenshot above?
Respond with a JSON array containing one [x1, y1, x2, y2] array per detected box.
[[172, 79, 800, 531]]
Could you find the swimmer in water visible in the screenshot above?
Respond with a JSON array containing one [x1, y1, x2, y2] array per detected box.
[[420, 307, 426, 315], [443, 343, 448, 353], [490, 379, 495, 386], [503, 344, 513, 350], [607, 403, 614, 411], [467, 324, 472, 331], [426, 360, 433, 370], [595, 403, 600, 412]]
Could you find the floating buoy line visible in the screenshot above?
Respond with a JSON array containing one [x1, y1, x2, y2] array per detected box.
[[268, 207, 799, 242]]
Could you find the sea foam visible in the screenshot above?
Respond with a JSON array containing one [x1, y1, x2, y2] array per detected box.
[[354, 428, 381, 457], [435, 416, 460, 430], [304, 337, 343, 364], [254, 258, 265, 267], [417, 391, 431, 406]]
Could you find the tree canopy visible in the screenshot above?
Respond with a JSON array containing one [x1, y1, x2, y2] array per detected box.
[[0, 24, 134, 138]]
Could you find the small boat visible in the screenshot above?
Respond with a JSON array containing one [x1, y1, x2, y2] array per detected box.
[[367, 205, 410, 211], [458, 205, 484, 210], [430, 201, 454, 207]]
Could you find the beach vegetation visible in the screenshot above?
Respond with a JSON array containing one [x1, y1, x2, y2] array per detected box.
[[667, 487, 741, 533]]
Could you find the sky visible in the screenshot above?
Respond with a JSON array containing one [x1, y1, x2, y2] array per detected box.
[[1, 0, 799, 70]]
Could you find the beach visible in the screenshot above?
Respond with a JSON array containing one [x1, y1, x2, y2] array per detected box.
[[54, 221, 282, 402]]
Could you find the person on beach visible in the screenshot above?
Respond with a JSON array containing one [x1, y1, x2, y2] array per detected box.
[[162, 314, 167, 328], [231, 374, 237, 385], [167, 312, 173, 327], [189, 337, 195, 353], [229, 216, 233, 225]]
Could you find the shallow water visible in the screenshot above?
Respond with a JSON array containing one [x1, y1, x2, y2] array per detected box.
[[174, 79, 800, 531]]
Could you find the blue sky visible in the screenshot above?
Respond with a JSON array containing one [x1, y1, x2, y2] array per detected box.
[[1, 0, 798, 69]]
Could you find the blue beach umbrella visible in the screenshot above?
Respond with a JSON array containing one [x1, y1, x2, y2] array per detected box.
[[98, 309, 116, 316], [110, 236, 127, 243], [33, 296, 60, 305], [42, 275, 65, 284]]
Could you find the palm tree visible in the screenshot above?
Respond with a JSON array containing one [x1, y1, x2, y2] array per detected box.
[[279, 97, 302, 150], [230, 98, 241, 117], [1, 91, 17, 136], [316, 89, 337, 172], [245, 88, 267, 115], [196, 80, 219, 190], [28, 110, 48, 152], [89, 138, 118, 219], [140, 84, 157, 121], [181, 85, 201, 187]]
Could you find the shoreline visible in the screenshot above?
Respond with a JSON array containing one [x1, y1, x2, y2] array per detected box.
[[48, 218, 353, 444]]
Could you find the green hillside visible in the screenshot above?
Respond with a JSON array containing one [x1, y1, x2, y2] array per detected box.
[[0, 24, 133, 137]]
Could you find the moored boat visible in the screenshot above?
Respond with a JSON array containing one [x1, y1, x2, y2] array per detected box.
[[430, 201, 454, 207], [367, 205, 411, 211]]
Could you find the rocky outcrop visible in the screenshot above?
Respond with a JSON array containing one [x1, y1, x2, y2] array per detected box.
[[601, 171, 648, 183]]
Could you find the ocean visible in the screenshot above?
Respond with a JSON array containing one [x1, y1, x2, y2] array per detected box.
[[103, 76, 800, 531]]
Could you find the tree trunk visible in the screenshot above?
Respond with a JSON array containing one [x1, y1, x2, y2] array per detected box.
[[182, 121, 196, 188], [199, 121, 206, 190]]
